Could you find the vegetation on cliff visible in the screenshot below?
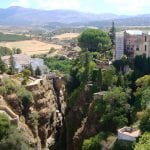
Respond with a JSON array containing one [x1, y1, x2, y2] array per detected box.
[[66, 28, 150, 150]]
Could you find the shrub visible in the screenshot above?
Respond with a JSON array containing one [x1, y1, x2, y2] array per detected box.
[[17, 88, 33, 117], [82, 134, 102, 150], [0, 86, 7, 96], [3, 78, 18, 94], [0, 113, 10, 140], [0, 126, 30, 150], [134, 132, 150, 150], [139, 109, 150, 132]]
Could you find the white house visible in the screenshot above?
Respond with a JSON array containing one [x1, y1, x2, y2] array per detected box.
[[2, 54, 48, 74], [117, 127, 141, 142]]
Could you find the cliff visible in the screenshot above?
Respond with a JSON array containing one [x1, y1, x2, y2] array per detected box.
[[0, 75, 67, 149]]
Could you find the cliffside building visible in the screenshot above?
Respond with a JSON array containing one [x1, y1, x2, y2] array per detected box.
[[2, 54, 48, 74], [115, 30, 150, 60], [118, 127, 140, 142]]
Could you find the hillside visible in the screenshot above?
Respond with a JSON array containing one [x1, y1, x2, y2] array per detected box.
[[0, 7, 150, 27], [0, 6, 120, 26]]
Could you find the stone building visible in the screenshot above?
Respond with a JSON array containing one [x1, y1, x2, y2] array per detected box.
[[115, 30, 150, 61], [2, 54, 48, 74]]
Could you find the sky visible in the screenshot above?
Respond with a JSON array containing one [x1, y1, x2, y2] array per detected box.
[[0, 0, 150, 15]]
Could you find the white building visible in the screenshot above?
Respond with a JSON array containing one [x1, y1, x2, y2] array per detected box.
[[115, 32, 124, 60], [118, 127, 141, 142], [115, 30, 150, 60], [31, 58, 48, 74], [2, 54, 48, 74]]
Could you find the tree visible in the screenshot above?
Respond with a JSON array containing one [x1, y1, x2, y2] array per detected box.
[[0, 57, 7, 73], [134, 75, 150, 110], [78, 29, 112, 52], [102, 67, 116, 90], [17, 88, 33, 117], [15, 48, 22, 54], [0, 126, 30, 150], [109, 21, 116, 46], [3, 78, 18, 94], [9, 54, 15, 75], [28, 64, 34, 76], [91, 68, 102, 90], [35, 66, 41, 76], [100, 87, 131, 132], [113, 55, 128, 73], [82, 134, 102, 150], [141, 88, 150, 109], [21, 68, 31, 77], [139, 109, 150, 132], [12, 48, 22, 54], [134, 132, 150, 150]]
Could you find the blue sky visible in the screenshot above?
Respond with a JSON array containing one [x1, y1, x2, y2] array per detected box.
[[1, 0, 150, 15]]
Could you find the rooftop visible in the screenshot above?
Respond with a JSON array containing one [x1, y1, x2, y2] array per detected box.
[[118, 127, 141, 138], [125, 30, 150, 35]]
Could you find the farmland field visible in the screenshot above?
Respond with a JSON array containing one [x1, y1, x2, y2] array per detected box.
[[53, 33, 79, 40], [0, 40, 62, 55]]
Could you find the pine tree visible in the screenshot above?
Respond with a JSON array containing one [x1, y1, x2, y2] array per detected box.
[[9, 54, 15, 75], [35, 66, 41, 76], [0, 57, 7, 73], [109, 21, 116, 46]]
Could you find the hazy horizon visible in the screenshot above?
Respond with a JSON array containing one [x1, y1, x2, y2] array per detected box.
[[1, 0, 150, 16]]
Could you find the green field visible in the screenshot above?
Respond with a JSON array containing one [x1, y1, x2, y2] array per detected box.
[[0, 33, 30, 42]]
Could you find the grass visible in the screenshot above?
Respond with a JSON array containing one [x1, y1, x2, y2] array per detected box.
[[44, 56, 73, 74], [0, 40, 62, 55], [52, 33, 79, 40], [0, 33, 30, 42]]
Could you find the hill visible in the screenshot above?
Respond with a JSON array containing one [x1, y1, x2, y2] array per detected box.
[[0, 6, 124, 25], [0, 6, 150, 27]]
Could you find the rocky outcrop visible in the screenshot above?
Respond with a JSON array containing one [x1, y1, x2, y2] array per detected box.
[[66, 84, 94, 150], [66, 84, 105, 150], [0, 75, 66, 149], [27, 76, 67, 149]]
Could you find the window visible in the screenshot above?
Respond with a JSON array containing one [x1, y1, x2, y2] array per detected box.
[[145, 45, 147, 51], [136, 47, 139, 51], [145, 36, 147, 42]]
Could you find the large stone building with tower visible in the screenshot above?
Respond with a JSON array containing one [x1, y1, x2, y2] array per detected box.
[[115, 30, 150, 60]]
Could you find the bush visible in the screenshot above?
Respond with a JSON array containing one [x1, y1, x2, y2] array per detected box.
[[0, 86, 7, 96], [44, 56, 73, 74], [139, 109, 150, 132], [17, 88, 33, 117], [134, 132, 150, 150], [3, 78, 18, 94], [82, 134, 102, 150], [21, 69, 31, 77], [0, 126, 30, 150], [0, 113, 10, 140]]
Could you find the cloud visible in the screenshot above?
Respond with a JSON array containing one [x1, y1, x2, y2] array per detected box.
[[10, 0, 29, 7], [8, 0, 150, 14], [34, 0, 81, 10], [105, 0, 150, 14]]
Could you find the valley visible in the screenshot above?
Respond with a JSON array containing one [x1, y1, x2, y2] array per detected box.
[[0, 4, 150, 150]]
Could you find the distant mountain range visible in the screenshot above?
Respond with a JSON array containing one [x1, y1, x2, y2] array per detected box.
[[0, 6, 150, 27]]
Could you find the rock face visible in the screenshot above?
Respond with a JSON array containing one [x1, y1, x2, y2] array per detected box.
[[27, 76, 67, 149], [1, 75, 67, 149], [66, 84, 103, 150]]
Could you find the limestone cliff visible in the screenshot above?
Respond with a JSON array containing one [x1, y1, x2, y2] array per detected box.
[[26, 76, 67, 149], [66, 84, 103, 150], [0, 75, 67, 149]]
